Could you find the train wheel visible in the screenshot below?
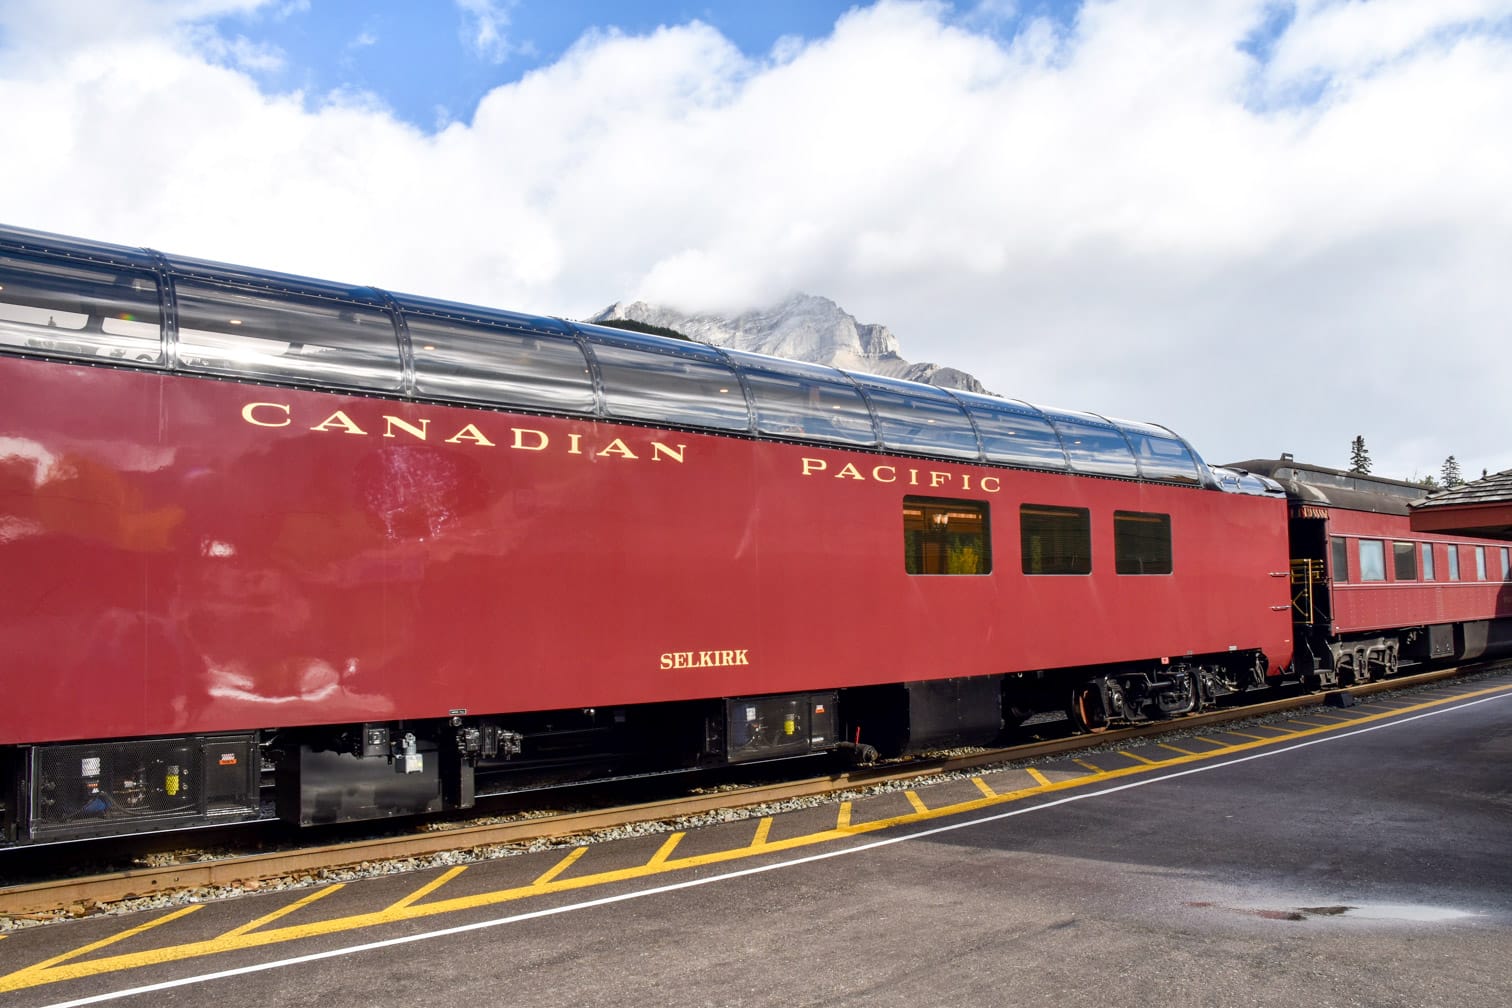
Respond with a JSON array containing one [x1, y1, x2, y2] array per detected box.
[[1068, 685, 1109, 734]]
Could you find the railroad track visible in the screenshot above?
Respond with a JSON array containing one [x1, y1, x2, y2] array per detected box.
[[0, 666, 1482, 920]]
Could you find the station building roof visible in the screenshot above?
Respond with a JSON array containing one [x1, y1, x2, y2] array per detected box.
[[1409, 469, 1512, 540]]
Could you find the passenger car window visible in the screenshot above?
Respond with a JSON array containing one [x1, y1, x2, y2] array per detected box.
[[1359, 540, 1386, 582], [408, 314, 595, 413], [1420, 542, 1435, 581], [1393, 542, 1417, 581], [175, 280, 401, 390], [1021, 504, 1091, 575], [727, 354, 876, 446], [587, 339, 749, 430], [852, 374, 979, 459], [903, 497, 990, 575], [0, 251, 162, 364], [952, 392, 1069, 470], [1331, 537, 1349, 583], [1114, 511, 1172, 574]]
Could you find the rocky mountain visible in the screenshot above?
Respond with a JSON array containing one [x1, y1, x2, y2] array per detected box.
[[590, 293, 990, 394]]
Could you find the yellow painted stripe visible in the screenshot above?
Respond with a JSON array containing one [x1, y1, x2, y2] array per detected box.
[[5, 905, 201, 975], [1073, 758, 1103, 773], [219, 884, 345, 939], [4, 680, 1507, 995], [1120, 750, 1160, 765], [750, 817, 774, 847], [1025, 767, 1052, 787], [1158, 742, 1199, 756], [647, 833, 683, 867], [1219, 729, 1271, 740], [384, 866, 467, 912], [1194, 737, 1225, 746], [905, 791, 929, 814], [532, 846, 588, 886], [1287, 719, 1334, 729], [972, 777, 997, 798]]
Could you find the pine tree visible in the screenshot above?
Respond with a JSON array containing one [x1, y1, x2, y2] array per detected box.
[[1349, 436, 1372, 474], [1420, 474, 1441, 490], [1441, 455, 1463, 488]]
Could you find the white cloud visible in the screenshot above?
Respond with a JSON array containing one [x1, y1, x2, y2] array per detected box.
[[0, 0, 1508, 479]]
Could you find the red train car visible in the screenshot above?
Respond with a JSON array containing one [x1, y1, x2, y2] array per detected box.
[[0, 224, 1292, 846], [1232, 458, 1512, 684]]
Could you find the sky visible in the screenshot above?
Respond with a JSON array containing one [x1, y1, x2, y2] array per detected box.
[[1, 0, 1509, 481]]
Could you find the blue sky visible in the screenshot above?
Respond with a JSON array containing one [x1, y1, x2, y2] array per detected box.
[[1, 0, 1510, 479], [206, 2, 1082, 129]]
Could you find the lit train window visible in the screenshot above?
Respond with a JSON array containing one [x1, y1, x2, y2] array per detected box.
[[407, 314, 594, 413], [1021, 504, 1091, 575], [850, 374, 979, 459], [1359, 540, 1386, 582], [1447, 546, 1461, 581], [175, 280, 401, 390], [1331, 537, 1349, 582], [903, 497, 990, 575], [0, 252, 162, 364], [1039, 408, 1139, 478], [1114, 511, 1172, 575], [1421, 542, 1435, 580], [587, 339, 750, 431], [952, 392, 1069, 470], [726, 353, 877, 446], [1394, 541, 1418, 580]]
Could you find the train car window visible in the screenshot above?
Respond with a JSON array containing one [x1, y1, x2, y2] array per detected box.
[[0, 251, 163, 364], [1421, 542, 1435, 581], [1021, 504, 1091, 575], [1039, 408, 1139, 478], [850, 374, 980, 459], [1331, 537, 1349, 583], [952, 392, 1070, 470], [588, 340, 750, 430], [725, 353, 876, 446], [1447, 545, 1461, 581], [408, 314, 594, 413], [1501, 546, 1510, 580], [903, 497, 990, 575], [1475, 545, 1487, 580], [1359, 540, 1386, 582], [1393, 541, 1417, 581], [1113, 421, 1203, 484], [175, 281, 401, 390], [1114, 511, 1172, 574]]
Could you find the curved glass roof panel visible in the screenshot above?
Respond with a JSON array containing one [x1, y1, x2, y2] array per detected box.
[[578, 327, 750, 431], [405, 312, 595, 414], [1107, 419, 1203, 484], [1038, 407, 1138, 477], [723, 350, 878, 446], [950, 391, 1070, 470], [174, 279, 402, 391], [846, 372, 979, 458]]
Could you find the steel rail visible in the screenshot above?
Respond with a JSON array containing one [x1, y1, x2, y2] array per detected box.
[[0, 666, 1475, 918]]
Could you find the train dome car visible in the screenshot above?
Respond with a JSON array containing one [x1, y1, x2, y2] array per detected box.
[[1, 223, 1293, 846], [1229, 457, 1512, 686]]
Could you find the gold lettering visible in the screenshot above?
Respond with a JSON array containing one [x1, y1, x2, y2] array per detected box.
[[242, 402, 291, 428], [835, 463, 864, 480], [568, 433, 583, 455], [801, 458, 828, 476], [929, 471, 952, 488], [961, 474, 972, 491], [873, 465, 897, 483], [511, 428, 549, 451], [446, 424, 496, 446], [650, 442, 686, 463], [311, 411, 367, 435], [383, 416, 430, 440], [909, 469, 919, 486], [660, 654, 674, 670], [597, 438, 638, 459], [980, 476, 1001, 493]]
